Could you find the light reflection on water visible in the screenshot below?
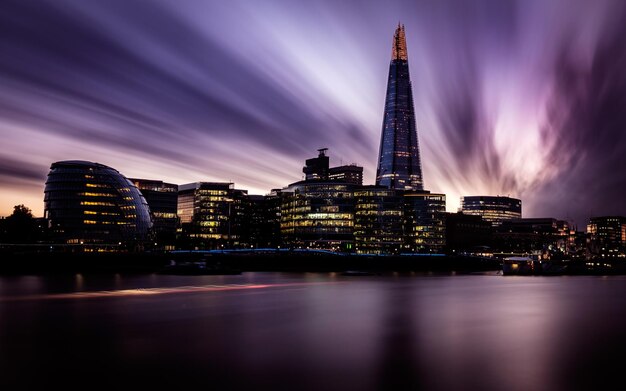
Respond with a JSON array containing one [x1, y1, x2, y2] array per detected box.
[[1, 273, 625, 390]]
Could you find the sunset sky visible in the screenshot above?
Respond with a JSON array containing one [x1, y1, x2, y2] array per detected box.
[[1, 0, 625, 227]]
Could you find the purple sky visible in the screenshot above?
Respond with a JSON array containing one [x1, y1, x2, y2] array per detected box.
[[1, 0, 625, 228]]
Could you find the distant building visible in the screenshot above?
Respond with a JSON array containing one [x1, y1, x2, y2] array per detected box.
[[354, 186, 404, 254], [248, 191, 282, 248], [177, 182, 249, 249], [404, 192, 446, 253], [587, 216, 626, 258], [444, 212, 492, 253], [303, 148, 330, 181], [461, 196, 521, 227], [495, 218, 574, 256], [44, 161, 152, 248], [302, 148, 363, 185], [130, 178, 178, 249], [376, 24, 423, 191], [329, 165, 363, 186]]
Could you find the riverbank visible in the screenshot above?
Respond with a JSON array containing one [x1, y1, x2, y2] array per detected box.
[[0, 250, 500, 275]]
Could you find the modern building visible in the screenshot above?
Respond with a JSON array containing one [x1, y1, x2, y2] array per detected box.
[[461, 196, 522, 227], [303, 148, 330, 181], [404, 192, 446, 253], [444, 212, 492, 253], [354, 186, 404, 254], [177, 182, 249, 249], [130, 179, 178, 249], [302, 148, 363, 185], [587, 216, 626, 258], [281, 150, 359, 251], [248, 191, 282, 248], [329, 165, 363, 186], [281, 181, 356, 251], [495, 218, 574, 256], [376, 24, 423, 191], [44, 161, 152, 248]]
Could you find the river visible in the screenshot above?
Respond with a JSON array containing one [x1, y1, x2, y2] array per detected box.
[[1, 272, 624, 390]]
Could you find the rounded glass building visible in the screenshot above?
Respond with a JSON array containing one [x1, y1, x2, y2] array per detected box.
[[44, 161, 152, 246]]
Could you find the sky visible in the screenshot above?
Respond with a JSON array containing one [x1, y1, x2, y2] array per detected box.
[[1, 0, 625, 228]]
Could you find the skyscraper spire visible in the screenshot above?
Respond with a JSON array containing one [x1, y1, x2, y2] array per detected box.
[[391, 23, 408, 61], [376, 24, 424, 191]]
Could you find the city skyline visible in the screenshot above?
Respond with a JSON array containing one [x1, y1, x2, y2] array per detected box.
[[2, 0, 626, 228]]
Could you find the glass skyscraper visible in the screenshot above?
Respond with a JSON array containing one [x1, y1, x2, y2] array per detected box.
[[376, 24, 423, 191]]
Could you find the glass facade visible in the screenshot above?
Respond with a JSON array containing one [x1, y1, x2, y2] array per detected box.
[[177, 182, 249, 249], [461, 196, 522, 227], [404, 192, 446, 253], [130, 179, 178, 249], [281, 182, 355, 251], [249, 192, 282, 248], [587, 216, 626, 257], [376, 24, 423, 191], [354, 187, 404, 254], [44, 161, 152, 247]]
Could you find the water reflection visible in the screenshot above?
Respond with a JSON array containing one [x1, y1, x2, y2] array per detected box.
[[2, 273, 626, 390]]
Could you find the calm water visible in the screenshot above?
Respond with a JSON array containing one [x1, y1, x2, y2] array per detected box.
[[1, 272, 625, 390]]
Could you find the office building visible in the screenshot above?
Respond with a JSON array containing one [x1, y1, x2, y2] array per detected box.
[[130, 179, 178, 249], [587, 216, 626, 257], [376, 24, 424, 190], [177, 182, 249, 249], [354, 186, 404, 254], [44, 161, 152, 248], [404, 192, 446, 253], [461, 196, 522, 227]]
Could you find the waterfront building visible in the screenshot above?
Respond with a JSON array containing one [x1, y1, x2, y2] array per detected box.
[[404, 192, 446, 253], [461, 196, 522, 227], [376, 24, 423, 191], [130, 178, 178, 249], [249, 191, 282, 248], [44, 161, 152, 248], [444, 212, 492, 253], [281, 150, 358, 251], [281, 181, 356, 251], [587, 216, 626, 258], [177, 182, 249, 249], [354, 186, 404, 254], [495, 218, 574, 256]]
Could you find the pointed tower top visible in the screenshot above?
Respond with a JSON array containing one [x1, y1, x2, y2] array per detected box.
[[391, 23, 408, 61]]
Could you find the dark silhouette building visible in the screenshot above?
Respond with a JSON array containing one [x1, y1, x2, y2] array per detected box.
[[303, 148, 330, 181], [494, 218, 573, 257], [444, 212, 492, 253], [44, 161, 152, 248], [249, 192, 282, 248], [376, 24, 423, 191], [130, 179, 178, 250], [303, 148, 363, 185], [329, 165, 363, 186]]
